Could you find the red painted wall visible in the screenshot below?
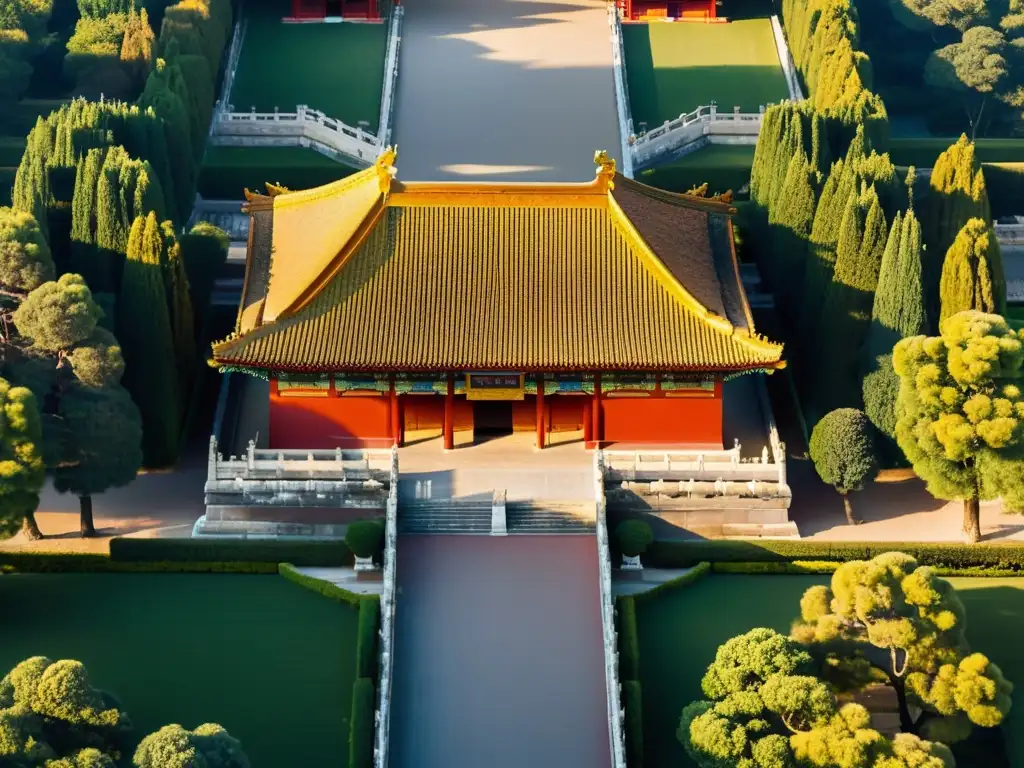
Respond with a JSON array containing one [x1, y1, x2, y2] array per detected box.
[[402, 396, 472, 433], [600, 381, 723, 447], [269, 386, 392, 449], [549, 396, 586, 432]]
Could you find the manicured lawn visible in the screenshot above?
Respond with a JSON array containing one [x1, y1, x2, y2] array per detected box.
[[622, 14, 788, 130], [0, 573, 359, 768], [198, 146, 359, 198], [230, 0, 387, 133], [635, 574, 1024, 768], [637, 144, 753, 195]]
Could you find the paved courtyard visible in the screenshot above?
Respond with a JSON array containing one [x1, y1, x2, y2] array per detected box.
[[392, 0, 622, 181], [390, 535, 611, 768]]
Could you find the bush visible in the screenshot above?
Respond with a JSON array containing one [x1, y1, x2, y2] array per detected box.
[[356, 597, 380, 679], [615, 520, 653, 558], [616, 596, 640, 681], [622, 680, 643, 768], [982, 163, 1024, 220], [645, 540, 1024, 571], [633, 561, 711, 603], [348, 677, 375, 768], [345, 520, 384, 560], [711, 561, 842, 575], [110, 537, 352, 565], [0, 552, 277, 573], [277, 563, 363, 607]]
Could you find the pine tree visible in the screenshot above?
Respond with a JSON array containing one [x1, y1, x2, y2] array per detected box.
[[924, 135, 991, 327], [161, 221, 195, 405], [939, 218, 1007, 323], [117, 213, 180, 468], [861, 204, 926, 454]]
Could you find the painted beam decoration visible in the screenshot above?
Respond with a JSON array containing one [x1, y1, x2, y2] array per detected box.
[[465, 373, 525, 401]]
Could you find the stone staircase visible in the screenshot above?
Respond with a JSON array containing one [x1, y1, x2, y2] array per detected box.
[[507, 501, 596, 534], [398, 499, 596, 535], [399, 499, 492, 534]]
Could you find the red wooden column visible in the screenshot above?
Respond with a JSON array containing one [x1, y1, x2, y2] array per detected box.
[[443, 373, 455, 450], [708, 0, 717, 19], [390, 375, 402, 447], [591, 374, 602, 449], [583, 399, 593, 446], [535, 380, 546, 450]]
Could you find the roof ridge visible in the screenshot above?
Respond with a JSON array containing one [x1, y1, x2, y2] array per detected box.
[[616, 174, 738, 215]]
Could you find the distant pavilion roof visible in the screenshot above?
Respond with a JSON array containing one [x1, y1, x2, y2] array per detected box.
[[211, 149, 784, 373]]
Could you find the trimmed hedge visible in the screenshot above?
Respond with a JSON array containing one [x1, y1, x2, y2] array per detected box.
[[711, 560, 1024, 578], [277, 563, 362, 607], [0, 552, 277, 573], [981, 163, 1024, 219], [889, 137, 1024, 168], [622, 680, 644, 768], [356, 597, 380, 679], [110, 537, 353, 565], [617, 596, 640, 681], [348, 677, 375, 768], [633, 561, 712, 603], [646, 541, 1024, 571]]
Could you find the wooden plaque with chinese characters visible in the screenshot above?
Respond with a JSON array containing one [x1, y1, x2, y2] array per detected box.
[[465, 373, 525, 401]]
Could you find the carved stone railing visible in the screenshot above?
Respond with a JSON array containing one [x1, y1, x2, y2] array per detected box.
[[630, 103, 770, 170], [770, 15, 803, 102], [995, 222, 1024, 244], [607, 4, 635, 179], [373, 446, 398, 768], [211, 105, 379, 167], [206, 436, 393, 482], [594, 450, 626, 768], [377, 6, 403, 148], [602, 441, 786, 486]]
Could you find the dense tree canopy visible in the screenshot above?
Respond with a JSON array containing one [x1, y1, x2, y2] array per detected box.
[[894, 311, 1024, 542], [939, 218, 1006, 323], [0, 207, 54, 295], [808, 408, 879, 524], [133, 723, 250, 768], [0, 378, 45, 539]]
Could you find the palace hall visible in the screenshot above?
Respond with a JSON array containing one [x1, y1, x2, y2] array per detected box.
[[210, 149, 784, 451]]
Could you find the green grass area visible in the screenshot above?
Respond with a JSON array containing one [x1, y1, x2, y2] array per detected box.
[[635, 574, 1024, 768], [198, 146, 359, 198], [637, 144, 754, 196], [622, 14, 788, 130], [230, 0, 387, 133], [0, 573, 359, 767]]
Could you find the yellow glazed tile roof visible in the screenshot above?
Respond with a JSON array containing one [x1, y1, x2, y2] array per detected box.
[[214, 150, 783, 372]]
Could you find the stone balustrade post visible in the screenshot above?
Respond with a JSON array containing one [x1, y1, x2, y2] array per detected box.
[[208, 436, 219, 479], [246, 440, 256, 471]]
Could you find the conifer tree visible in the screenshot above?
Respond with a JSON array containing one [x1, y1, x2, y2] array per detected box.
[[93, 147, 129, 293], [69, 147, 106, 285], [770, 154, 817, 325], [117, 213, 180, 467], [939, 218, 1006, 323], [12, 117, 54, 232], [139, 60, 194, 224], [799, 159, 845, 342], [161, 220, 195, 405], [924, 135, 991, 326], [0, 378, 46, 540], [750, 105, 785, 208], [119, 7, 155, 90]]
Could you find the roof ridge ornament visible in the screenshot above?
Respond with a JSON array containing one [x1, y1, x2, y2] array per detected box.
[[594, 150, 616, 191], [376, 146, 398, 194]]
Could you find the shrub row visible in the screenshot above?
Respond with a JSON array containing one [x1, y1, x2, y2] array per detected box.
[[646, 541, 1024, 571], [349, 677, 375, 768], [0, 552, 277, 573], [110, 537, 352, 565], [616, 596, 640, 681], [633, 561, 712, 603], [889, 137, 1024, 168], [622, 680, 643, 768], [356, 598, 380, 679], [711, 561, 1024, 578], [980, 163, 1024, 220]]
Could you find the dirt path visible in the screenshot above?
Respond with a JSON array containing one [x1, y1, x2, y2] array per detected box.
[[392, 0, 622, 181]]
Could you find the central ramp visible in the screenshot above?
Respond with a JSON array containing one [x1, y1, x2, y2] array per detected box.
[[392, 0, 622, 181], [390, 535, 612, 768]]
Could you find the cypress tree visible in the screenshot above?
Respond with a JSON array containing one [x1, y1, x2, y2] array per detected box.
[[798, 159, 844, 346], [69, 147, 107, 282], [141, 108, 179, 225], [118, 213, 180, 467], [120, 7, 156, 90], [161, 221, 195, 404], [12, 118, 54, 232], [771, 154, 817, 325], [139, 63, 195, 224], [939, 219, 1007, 324], [132, 161, 166, 223], [924, 135, 990, 327], [861, 205, 926, 453], [750, 105, 784, 207], [94, 147, 130, 293]]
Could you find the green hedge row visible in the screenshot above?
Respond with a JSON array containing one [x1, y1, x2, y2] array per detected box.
[[356, 598, 380, 679], [889, 137, 1024, 167], [622, 680, 644, 768], [711, 560, 1024, 577], [349, 677, 375, 768], [110, 537, 353, 565], [981, 163, 1024, 219], [617, 596, 640, 681], [277, 563, 363, 607], [0, 552, 278, 573], [646, 541, 1024, 571]]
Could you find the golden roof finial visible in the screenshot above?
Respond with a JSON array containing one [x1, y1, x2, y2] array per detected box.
[[594, 150, 616, 191], [376, 146, 398, 194], [266, 182, 290, 197]]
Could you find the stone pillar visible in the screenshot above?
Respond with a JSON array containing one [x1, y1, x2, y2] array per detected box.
[[390, 376, 402, 447], [443, 373, 455, 451], [535, 378, 545, 450]]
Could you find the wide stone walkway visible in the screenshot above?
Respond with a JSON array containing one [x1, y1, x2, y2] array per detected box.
[[392, 0, 622, 181], [390, 536, 611, 768]]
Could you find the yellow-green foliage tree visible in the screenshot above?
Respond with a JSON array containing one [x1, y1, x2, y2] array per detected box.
[[894, 311, 1024, 542], [939, 218, 1006, 323], [794, 551, 1014, 742], [0, 378, 45, 540]]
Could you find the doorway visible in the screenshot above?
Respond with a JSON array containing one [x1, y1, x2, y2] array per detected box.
[[473, 400, 514, 436]]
